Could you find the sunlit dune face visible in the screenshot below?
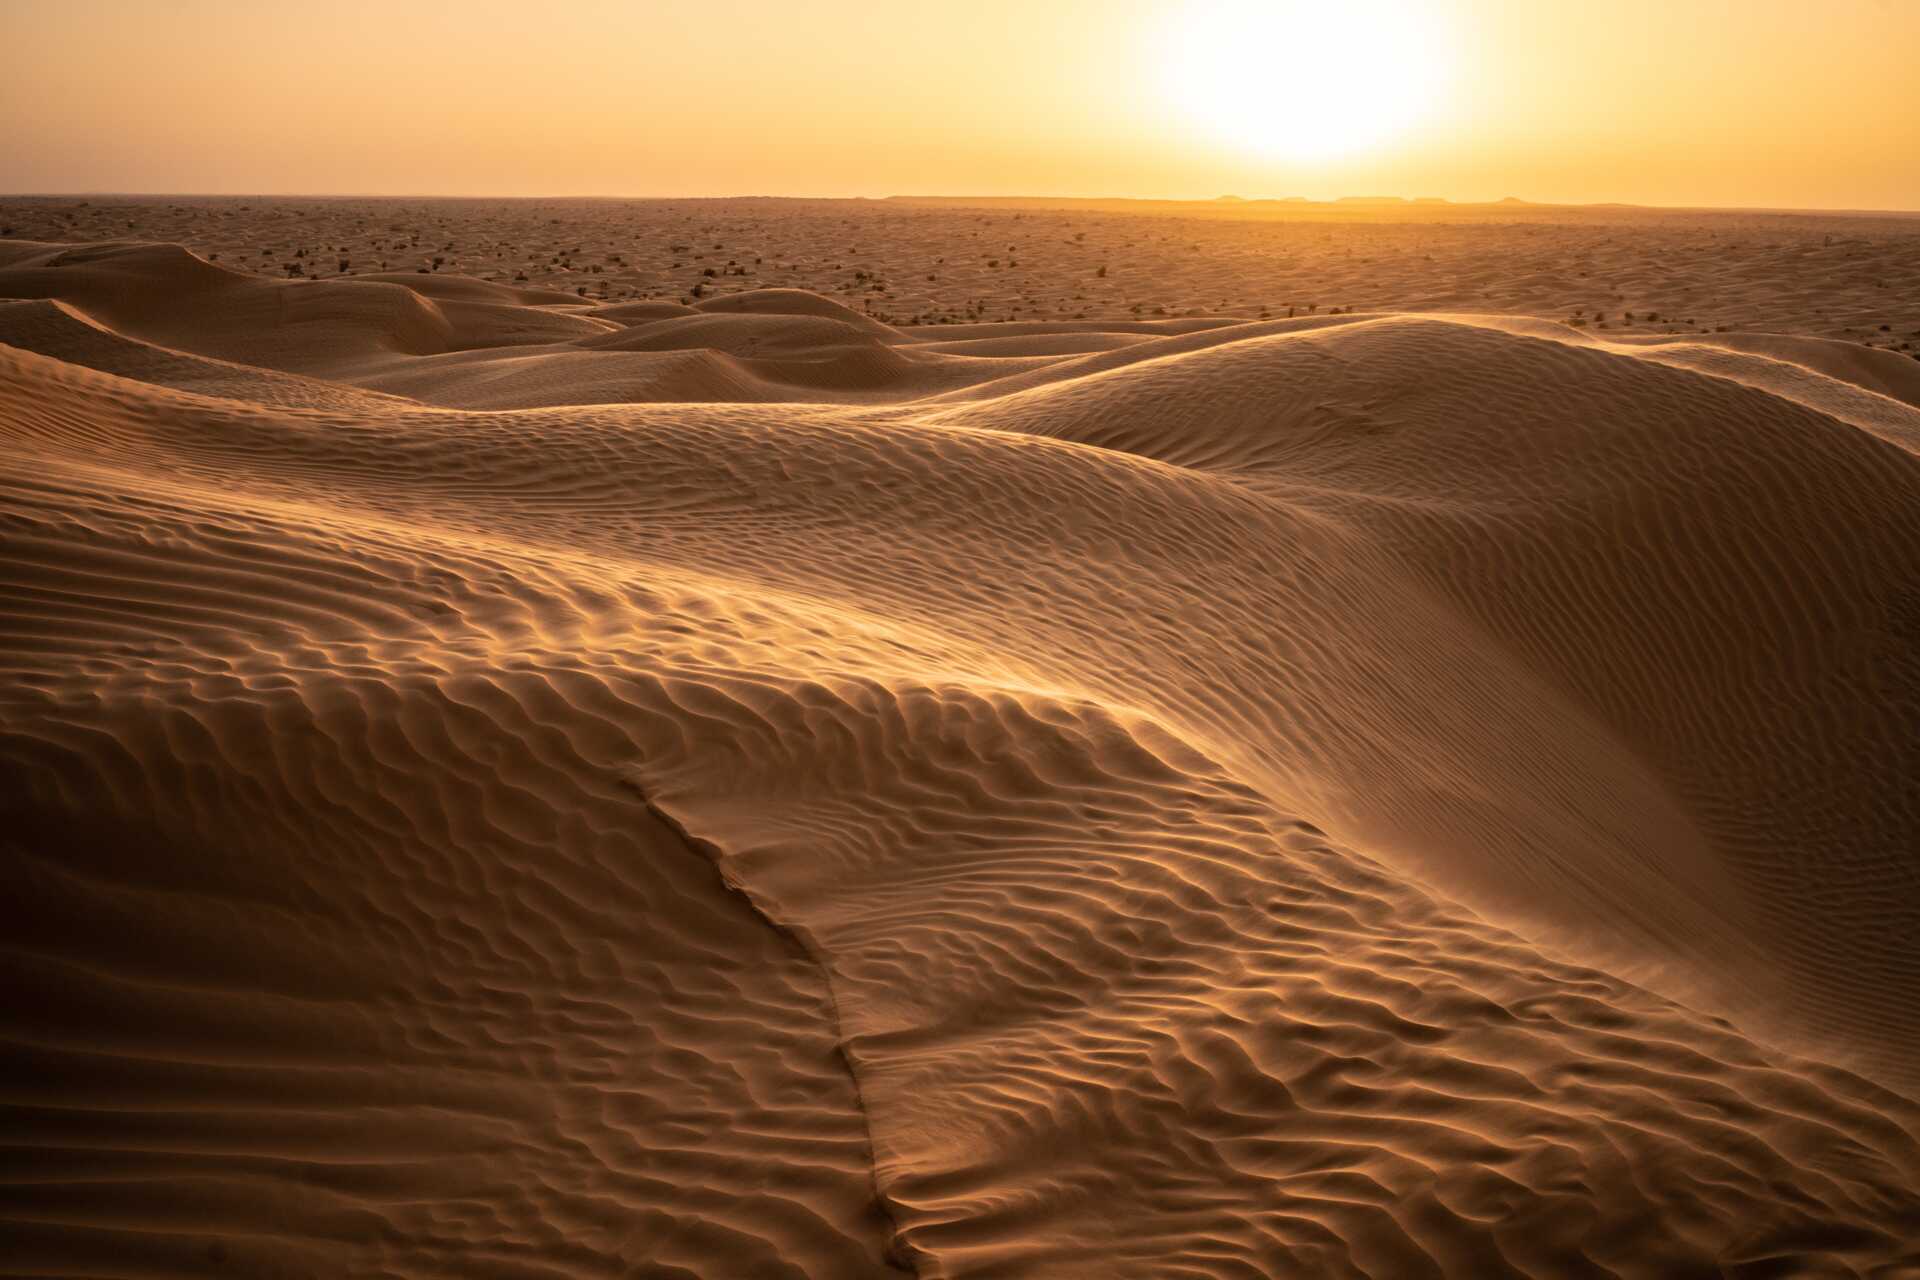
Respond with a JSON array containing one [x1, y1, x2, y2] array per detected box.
[[1159, 0, 1451, 163]]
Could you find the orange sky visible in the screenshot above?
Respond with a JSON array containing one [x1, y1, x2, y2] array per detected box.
[[4, 0, 1918, 210]]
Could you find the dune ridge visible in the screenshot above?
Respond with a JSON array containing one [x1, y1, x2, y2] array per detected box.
[[3, 240, 1918, 1277]]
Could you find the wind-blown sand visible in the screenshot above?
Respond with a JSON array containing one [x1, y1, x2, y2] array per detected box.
[[2, 224, 1918, 1277]]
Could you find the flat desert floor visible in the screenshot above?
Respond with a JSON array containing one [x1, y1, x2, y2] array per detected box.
[[2, 198, 1918, 1278], [6, 194, 1920, 345]]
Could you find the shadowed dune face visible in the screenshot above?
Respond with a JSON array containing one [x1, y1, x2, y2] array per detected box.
[[3, 240, 1919, 1277]]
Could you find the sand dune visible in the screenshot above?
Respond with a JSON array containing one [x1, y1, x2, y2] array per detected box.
[[6, 195, 1917, 351], [3, 239, 1919, 1276]]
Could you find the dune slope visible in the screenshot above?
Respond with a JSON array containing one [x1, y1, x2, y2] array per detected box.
[[3, 243, 1919, 1278]]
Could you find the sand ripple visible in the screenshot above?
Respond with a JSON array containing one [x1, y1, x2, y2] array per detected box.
[[3, 242, 1918, 1276]]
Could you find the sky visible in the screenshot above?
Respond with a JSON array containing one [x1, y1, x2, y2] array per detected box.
[[4, 0, 1918, 210]]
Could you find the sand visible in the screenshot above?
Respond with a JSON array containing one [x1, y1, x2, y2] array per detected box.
[[2, 210, 1918, 1277], [5, 195, 1919, 349]]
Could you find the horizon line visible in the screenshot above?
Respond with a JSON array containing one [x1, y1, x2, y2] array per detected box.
[[4, 191, 1919, 218]]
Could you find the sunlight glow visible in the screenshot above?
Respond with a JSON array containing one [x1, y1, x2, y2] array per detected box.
[[1159, 0, 1452, 163]]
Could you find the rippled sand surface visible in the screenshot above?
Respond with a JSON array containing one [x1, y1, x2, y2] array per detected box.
[[3, 233, 1918, 1277]]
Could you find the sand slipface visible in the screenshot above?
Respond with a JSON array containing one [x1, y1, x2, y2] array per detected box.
[[2, 235, 1919, 1277]]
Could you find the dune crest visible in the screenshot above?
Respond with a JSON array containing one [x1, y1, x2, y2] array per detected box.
[[4, 241, 1918, 1276]]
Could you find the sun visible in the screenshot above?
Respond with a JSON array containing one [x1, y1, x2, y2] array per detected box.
[[1158, 0, 1451, 164]]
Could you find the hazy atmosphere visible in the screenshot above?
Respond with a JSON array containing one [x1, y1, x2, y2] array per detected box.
[[5, 0, 1920, 208]]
